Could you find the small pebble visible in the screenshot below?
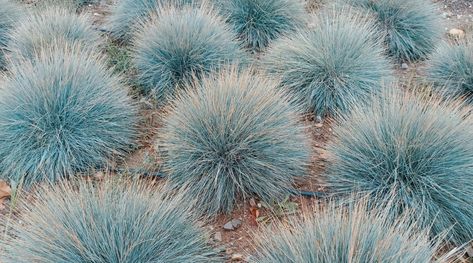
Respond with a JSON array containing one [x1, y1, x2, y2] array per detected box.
[[223, 219, 242, 231], [231, 253, 244, 261], [401, 63, 409, 70], [213, 232, 222, 242], [448, 28, 465, 39]]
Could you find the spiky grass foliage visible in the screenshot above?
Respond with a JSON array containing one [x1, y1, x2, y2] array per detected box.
[[160, 69, 310, 215], [337, 0, 442, 61], [107, 0, 197, 43], [253, 200, 440, 263], [213, 0, 307, 52], [133, 6, 248, 103], [7, 7, 102, 62], [262, 10, 393, 116], [325, 89, 473, 245], [0, 0, 22, 68], [427, 40, 473, 102], [0, 179, 221, 262], [0, 45, 137, 186]]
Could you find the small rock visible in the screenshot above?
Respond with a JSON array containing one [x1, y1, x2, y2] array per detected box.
[[214, 232, 222, 242], [448, 28, 465, 39], [223, 219, 242, 231], [315, 115, 323, 123], [401, 63, 409, 70], [315, 123, 323, 128], [466, 246, 473, 257], [231, 253, 244, 261], [93, 13, 102, 16]]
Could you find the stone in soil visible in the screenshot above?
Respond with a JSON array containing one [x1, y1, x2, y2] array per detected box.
[[223, 219, 242, 231], [214, 231, 222, 242]]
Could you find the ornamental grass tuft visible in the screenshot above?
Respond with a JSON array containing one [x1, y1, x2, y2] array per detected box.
[[0, 179, 222, 263], [0, 0, 23, 68], [253, 200, 442, 263], [326, 88, 473, 245], [107, 0, 197, 43], [0, 44, 137, 186], [262, 9, 393, 116], [337, 0, 442, 61], [213, 0, 307, 52], [160, 68, 311, 215], [133, 5, 248, 103], [427, 39, 473, 102], [7, 7, 102, 62]]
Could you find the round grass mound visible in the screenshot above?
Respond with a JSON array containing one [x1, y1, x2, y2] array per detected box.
[[0, 0, 23, 68], [213, 0, 307, 52], [253, 200, 441, 263], [325, 89, 473, 245], [0, 179, 221, 262], [427, 40, 473, 102], [160, 69, 311, 215], [107, 0, 196, 43], [0, 45, 137, 186], [262, 10, 393, 117], [133, 6, 247, 103], [338, 0, 442, 62], [7, 7, 102, 62]]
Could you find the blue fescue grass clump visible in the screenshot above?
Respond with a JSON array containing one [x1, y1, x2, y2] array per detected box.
[[160, 69, 311, 215], [0, 0, 22, 68], [0, 45, 137, 186], [7, 7, 102, 62], [337, 0, 442, 62], [0, 179, 222, 262], [133, 6, 248, 103], [213, 0, 307, 52], [262, 9, 393, 117], [325, 89, 473, 246], [427, 40, 473, 102], [253, 200, 441, 263], [107, 0, 197, 43]]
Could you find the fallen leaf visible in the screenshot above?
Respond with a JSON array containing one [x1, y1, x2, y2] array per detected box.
[[249, 206, 260, 226]]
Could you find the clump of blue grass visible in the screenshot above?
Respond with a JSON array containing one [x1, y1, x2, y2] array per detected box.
[[7, 7, 102, 62], [107, 0, 197, 43], [262, 9, 393, 117], [132, 5, 248, 104], [0, 44, 138, 186], [0, 179, 222, 262], [213, 0, 307, 52], [336, 0, 442, 62], [159, 68, 311, 215], [0, 0, 23, 68], [325, 88, 473, 246], [427, 39, 473, 102], [252, 199, 445, 263]]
